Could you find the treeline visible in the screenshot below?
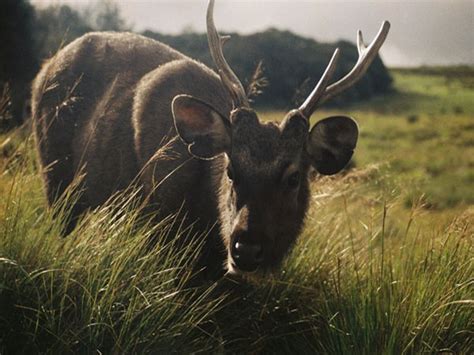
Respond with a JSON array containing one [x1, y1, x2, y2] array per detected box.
[[145, 30, 392, 108], [0, 0, 392, 128], [0, 0, 128, 128]]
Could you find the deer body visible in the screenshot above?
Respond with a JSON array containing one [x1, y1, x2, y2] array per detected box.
[[33, 32, 234, 275], [32, 0, 389, 277], [34, 32, 227, 220]]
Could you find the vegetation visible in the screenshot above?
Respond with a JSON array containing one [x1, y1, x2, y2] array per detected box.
[[0, 67, 472, 353], [144, 29, 392, 108], [0, 0, 129, 129], [325, 66, 473, 210], [1, 0, 391, 131], [34, 0, 129, 61], [0, 0, 38, 128]]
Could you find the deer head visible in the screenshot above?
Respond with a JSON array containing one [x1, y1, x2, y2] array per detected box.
[[172, 0, 390, 273]]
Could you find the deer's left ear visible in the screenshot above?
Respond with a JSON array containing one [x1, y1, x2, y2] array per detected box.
[[172, 94, 231, 160], [306, 116, 358, 175]]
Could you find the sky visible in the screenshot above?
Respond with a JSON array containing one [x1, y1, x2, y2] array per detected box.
[[30, 0, 474, 67]]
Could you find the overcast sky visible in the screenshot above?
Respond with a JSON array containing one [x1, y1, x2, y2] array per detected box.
[[31, 0, 474, 67]]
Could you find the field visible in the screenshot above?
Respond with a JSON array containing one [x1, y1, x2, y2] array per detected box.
[[0, 67, 473, 353]]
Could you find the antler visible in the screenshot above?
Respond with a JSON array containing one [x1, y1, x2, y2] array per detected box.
[[299, 21, 391, 119], [207, 0, 249, 108]]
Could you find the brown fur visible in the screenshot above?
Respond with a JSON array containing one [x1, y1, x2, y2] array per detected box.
[[32, 32, 358, 278]]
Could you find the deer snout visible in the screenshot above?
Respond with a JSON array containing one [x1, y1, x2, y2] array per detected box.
[[231, 230, 264, 272]]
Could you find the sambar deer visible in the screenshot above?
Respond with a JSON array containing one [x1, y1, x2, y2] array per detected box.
[[32, 0, 390, 277]]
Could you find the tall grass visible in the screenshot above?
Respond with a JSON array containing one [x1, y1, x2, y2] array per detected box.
[[0, 131, 227, 353], [1, 125, 472, 353]]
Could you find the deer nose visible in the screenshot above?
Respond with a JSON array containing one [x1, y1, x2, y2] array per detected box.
[[231, 237, 264, 272]]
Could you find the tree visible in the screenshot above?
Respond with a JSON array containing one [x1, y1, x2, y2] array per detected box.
[[34, 5, 92, 60], [0, 0, 38, 127], [34, 0, 128, 61], [0, 0, 129, 129], [144, 28, 393, 108], [87, 0, 129, 32]]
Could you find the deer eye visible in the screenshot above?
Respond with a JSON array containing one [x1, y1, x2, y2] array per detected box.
[[287, 171, 300, 189]]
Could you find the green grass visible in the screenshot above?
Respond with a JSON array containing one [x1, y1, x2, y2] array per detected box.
[[1, 67, 473, 353], [263, 66, 474, 210]]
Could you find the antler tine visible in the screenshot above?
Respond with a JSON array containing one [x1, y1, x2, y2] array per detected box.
[[207, 0, 249, 108], [298, 20, 390, 119], [298, 48, 340, 119], [320, 20, 391, 106], [220, 35, 231, 45], [357, 30, 366, 55]]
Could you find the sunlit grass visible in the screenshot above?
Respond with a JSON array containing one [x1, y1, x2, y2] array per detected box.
[[261, 67, 474, 210]]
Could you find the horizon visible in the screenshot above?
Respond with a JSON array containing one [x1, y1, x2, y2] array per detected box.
[[30, 0, 474, 68]]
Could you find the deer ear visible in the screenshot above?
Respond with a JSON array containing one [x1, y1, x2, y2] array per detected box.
[[306, 116, 358, 175], [172, 94, 231, 160]]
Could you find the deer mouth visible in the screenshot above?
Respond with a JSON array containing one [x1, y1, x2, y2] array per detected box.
[[226, 256, 260, 275]]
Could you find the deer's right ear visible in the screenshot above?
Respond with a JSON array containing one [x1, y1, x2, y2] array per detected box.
[[172, 94, 231, 160]]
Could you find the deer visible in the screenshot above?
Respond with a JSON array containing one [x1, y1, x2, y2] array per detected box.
[[32, 0, 390, 278]]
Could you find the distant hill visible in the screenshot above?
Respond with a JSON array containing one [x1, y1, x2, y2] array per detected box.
[[144, 28, 393, 108]]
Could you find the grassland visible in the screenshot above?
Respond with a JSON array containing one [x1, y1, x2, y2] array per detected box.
[[264, 66, 474, 212], [0, 67, 473, 353]]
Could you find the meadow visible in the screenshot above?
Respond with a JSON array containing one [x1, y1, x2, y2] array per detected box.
[[0, 67, 473, 353]]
